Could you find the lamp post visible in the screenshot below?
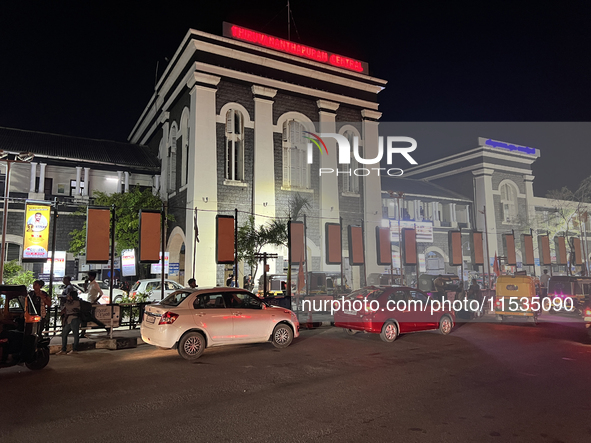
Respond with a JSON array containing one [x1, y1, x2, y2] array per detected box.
[[0, 151, 35, 281]]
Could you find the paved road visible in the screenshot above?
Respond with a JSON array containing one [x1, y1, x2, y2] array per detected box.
[[1, 317, 590, 443]]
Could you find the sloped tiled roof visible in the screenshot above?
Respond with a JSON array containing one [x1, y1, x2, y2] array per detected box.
[[381, 176, 471, 201], [0, 126, 159, 171]]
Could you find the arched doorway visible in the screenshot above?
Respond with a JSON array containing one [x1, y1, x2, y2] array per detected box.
[[426, 251, 445, 275], [167, 226, 186, 284]]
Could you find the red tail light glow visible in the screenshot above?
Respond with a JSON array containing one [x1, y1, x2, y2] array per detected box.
[[158, 311, 179, 325], [585, 308, 591, 317]]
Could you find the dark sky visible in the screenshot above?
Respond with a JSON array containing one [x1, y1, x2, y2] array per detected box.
[[1, 1, 590, 195]]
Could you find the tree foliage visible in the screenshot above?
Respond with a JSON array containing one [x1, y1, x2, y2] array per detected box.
[[545, 179, 591, 275], [237, 215, 288, 280], [68, 187, 167, 256]]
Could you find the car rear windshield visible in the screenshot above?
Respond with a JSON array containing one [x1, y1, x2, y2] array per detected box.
[[132, 281, 141, 291], [160, 291, 192, 306], [342, 287, 385, 301]]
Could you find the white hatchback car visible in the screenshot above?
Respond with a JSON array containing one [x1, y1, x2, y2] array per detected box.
[[141, 287, 300, 360], [130, 279, 184, 302]]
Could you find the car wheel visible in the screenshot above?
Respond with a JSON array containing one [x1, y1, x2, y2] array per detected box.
[[439, 316, 453, 335], [114, 296, 123, 304], [344, 328, 357, 336], [272, 323, 293, 348], [177, 332, 205, 360], [25, 348, 50, 370], [380, 321, 398, 343]]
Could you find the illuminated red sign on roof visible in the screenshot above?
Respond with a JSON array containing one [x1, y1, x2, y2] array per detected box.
[[223, 23, 368, 74]]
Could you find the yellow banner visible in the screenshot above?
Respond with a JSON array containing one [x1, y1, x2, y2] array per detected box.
[[22, 202, 51, 261]]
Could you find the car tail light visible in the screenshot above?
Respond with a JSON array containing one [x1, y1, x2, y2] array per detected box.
[[495, 299, 501, 307], [158, 311, 179, 325], [585, 308, 591, 317]]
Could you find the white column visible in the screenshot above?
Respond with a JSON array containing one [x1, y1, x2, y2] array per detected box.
[[432, 202, 440, 227], [124, 172, 130, 192], [361, 109, 383, 277], [185, 72, 221, 287], [252, 86, 277, 223], [524, 174, 539, 272], [414, 200, 421, 221], [473, 168, 498, 265], [75, 166, 82, 196], [153, 175, 160, 195], [38, 163, 46, 193], [317, 100, 340, 272], [117, 171, 123, 193], [29, 162, 37, 192], [83, 167, 90, 196]]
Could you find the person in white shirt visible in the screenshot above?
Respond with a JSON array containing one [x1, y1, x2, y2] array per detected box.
[[540, 269, 550, 299], [87, 271, 103, 304]]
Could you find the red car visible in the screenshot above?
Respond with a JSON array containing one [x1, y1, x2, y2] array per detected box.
[[333, 286, 455, 342]]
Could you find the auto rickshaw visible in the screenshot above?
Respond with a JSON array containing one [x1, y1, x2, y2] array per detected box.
[[0, 285, 50, 370], [257, 274, 288, 297], [494, 275, 540, 324]]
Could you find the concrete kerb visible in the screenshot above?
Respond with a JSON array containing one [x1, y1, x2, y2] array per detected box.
[[48, 328, 146, 354]]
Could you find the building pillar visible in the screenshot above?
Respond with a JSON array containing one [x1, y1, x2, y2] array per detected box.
[[414, 199, 421, 221], [153, 175, 160, 196], [252, 86, 277, 222], [524, 174, 539, 272], [83, 167, 90, 196], [117, 171, 123, 193], [75, 166, 82, 196], [317, 100, 340, 272], [361, 109, 383, 277], [29, 162, 37, 192], [38, 163, 46, 193], [473, 168, 497, 267], [159, 112, 170, 200], [124, 172, 130, 192], [432, 202, 441, 227], [185, 72, 221, 287]]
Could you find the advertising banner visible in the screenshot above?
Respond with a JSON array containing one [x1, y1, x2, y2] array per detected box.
[[151, 252, 169, 274], [43, 251, 66, 277], [389, 221, 433, 243], [121, 249, 136, 277], [22, 201, 51, 262]]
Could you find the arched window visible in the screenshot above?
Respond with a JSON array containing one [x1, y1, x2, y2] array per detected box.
[[342, 130, 359, 194], [168, 123, 178, 191], [500, 183, 517, 222], [180, 108, 190, 187], [282, 120, 309, 188], [225, 109, 244, 181]]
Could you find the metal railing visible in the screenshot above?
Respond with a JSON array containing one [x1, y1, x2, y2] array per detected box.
[[43, 302, 150, 335]]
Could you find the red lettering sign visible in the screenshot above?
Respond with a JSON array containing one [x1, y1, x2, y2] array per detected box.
[[224, 23, 367, 74]]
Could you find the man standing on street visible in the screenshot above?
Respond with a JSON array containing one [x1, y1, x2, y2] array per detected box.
[[540, 269, 550, 300], [30, 279, 52, 332], [187, 278, 197, 289], [60, 276, 74, 310], [87, 271, 103, 304], [57, 291, 81, 355]]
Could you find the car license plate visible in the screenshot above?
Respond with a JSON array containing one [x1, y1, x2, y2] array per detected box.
[[343, 310, 357, 315], [146, 315, 155, 324]]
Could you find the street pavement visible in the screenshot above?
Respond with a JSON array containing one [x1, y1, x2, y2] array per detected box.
[[1, 314, 590, 443]]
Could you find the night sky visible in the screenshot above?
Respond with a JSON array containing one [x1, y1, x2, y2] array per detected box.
[[1, 1, 590, 195]]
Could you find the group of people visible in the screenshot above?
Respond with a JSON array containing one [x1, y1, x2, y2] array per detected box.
[[27, 271, 109, 356]]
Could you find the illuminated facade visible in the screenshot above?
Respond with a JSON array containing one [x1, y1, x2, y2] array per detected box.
[[128, 27, 387, 287]]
